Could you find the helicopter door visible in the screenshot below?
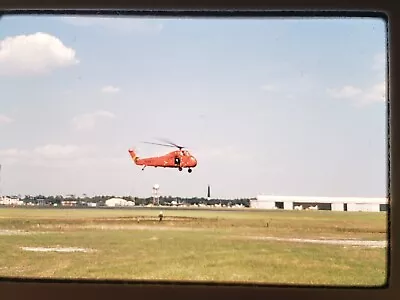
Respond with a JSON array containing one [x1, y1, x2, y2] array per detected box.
[[174, 157, 181, 166]]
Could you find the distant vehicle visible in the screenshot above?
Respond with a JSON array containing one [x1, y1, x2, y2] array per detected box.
[[128, 139, 197, 173]]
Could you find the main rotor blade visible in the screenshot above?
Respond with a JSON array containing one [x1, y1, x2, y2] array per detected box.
[[155, 138, 185, 149], [141, 141, 176, 148]]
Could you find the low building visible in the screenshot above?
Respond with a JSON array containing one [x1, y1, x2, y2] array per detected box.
[[250, 195, 388, 212], [105, 198, 135, 207], [61, 200, 78, 207], [0, 196, 24, 206]]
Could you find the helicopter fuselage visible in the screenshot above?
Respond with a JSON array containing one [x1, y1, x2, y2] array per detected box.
[[128, 149, 197, 172]]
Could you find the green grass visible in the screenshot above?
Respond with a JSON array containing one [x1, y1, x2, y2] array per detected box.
[[0, 207, 388, 286]]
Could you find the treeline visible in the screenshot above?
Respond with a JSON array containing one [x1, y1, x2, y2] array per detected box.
[[10, 195, 251, 207]]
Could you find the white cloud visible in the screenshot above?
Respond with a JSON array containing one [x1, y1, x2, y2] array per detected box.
[[0, 114, 14, 124], [33, 144, 83, 159], [327, 85, 363, 99], [363, 82, 387, 103], [0, 145, 87, 163], [1, 144, 85, 163], [0, 148, 29, 165], [327, 52, 387, 107], [195, 146, 247, 162], [260, 71, 317, 97], [0, 148, 27, 157], [260, 84, 276, 92], [59, 16, 163, 35], [372, 52, 386, 72], [101, 85, 120, 93], [0, 32, 79, 76], [372, 52, 387, 85], [327, 81, 386, 107], [71, 110, 115, 131], [0, 144, 126, 169]]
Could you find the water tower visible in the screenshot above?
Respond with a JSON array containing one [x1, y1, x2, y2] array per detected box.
[[152, 184, 160, 206]]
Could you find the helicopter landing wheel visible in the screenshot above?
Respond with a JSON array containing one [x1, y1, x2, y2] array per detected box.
[[188, 169, 192, 173], [179, 167, 183, 171]]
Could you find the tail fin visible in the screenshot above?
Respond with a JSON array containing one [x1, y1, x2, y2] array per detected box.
[[128, 148, 139, 164]]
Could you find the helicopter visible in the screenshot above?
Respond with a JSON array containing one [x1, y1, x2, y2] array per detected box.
[[128, 139, 197, 173]]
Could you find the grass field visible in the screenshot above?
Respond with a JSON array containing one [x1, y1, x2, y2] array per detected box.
[[0, 207, 388, 286]]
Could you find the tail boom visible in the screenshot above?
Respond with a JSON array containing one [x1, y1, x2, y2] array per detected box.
[[128, 149, 140, 165]]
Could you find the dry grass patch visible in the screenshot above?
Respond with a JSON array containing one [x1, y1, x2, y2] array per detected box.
[[0, 207, 388, 286]]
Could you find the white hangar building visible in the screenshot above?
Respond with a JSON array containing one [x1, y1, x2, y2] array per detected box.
[[105, 198, 135, 207], [250, 195, 388, 212]]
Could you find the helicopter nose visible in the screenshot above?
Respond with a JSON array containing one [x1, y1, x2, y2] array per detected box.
[[191, 156, 197, 167]]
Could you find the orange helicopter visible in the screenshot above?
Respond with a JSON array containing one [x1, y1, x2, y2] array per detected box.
[[128, 140, 197, 173]]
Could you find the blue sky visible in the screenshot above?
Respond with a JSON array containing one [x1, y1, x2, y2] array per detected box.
[[0, 15, 387, 198]]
